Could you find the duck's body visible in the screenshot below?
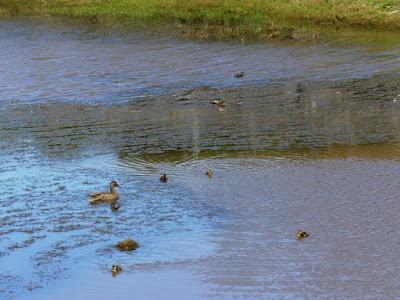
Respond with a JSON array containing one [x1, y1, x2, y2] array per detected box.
[[206, 169, 213, 178], [89, 181, 120, 204], [296, 229, 309, 240]]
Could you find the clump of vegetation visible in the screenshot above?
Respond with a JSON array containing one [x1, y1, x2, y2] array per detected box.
[[116, 239, 139, 251], [0, 0, 399, 39]]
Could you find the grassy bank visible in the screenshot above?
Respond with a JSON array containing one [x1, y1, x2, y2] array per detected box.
[[1, 0, 399, 39]]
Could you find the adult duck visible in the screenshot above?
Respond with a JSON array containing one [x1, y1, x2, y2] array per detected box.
[[89, 180, 120, 204]]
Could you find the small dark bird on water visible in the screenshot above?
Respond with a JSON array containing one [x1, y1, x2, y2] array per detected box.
[[206, 169, 213, 178], [234, 72, 245, 78], [160, 174, 168, 183], [296, 230, 309, 240], [111, 265, 122, 277]]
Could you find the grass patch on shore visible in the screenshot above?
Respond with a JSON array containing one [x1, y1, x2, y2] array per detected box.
[[1, 0, 399, 39]]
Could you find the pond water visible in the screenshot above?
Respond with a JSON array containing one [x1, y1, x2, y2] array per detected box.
[[1, 19, 400, 299]]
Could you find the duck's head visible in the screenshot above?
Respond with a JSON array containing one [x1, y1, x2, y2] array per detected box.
[[110, 180, 120, 188]]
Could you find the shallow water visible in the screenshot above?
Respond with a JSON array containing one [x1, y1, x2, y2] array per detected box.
[[1, 19, 400, 299]]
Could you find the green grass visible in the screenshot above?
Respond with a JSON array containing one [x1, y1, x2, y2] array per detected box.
[[1, 0, 399, 39]]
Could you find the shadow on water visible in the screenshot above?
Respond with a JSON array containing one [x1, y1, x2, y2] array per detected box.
[[1, 20, 400, 299]]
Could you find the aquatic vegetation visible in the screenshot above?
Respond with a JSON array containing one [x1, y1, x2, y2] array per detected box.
[[116, 239, 139, 251], [0, 0, 399, 40]]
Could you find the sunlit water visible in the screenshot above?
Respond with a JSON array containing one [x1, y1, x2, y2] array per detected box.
[[1, 19, 400, 299]]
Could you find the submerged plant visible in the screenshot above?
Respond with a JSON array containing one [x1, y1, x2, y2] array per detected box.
[[116, 239, 139, 251]]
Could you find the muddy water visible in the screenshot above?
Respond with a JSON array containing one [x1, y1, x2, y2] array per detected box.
[[1, 19, 400, 299]]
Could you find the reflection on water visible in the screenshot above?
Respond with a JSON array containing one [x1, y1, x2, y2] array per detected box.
[[1, 74, 399, 158], [1, 20, 400, 299]]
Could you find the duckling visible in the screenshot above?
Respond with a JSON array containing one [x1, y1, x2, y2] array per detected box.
[[206, 169, 213, 178], [160, 174, 168, 183], [88, 180, 120, 204], [111, 265, 122, 277], [234, 72, 245, 78], [211, 99, 226, 107], [296, 229, 309, 240]]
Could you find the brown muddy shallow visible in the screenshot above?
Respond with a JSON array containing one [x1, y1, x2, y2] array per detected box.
[[1, 19, 400, 300]]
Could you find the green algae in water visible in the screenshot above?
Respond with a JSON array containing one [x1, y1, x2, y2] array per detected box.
[[116, 240, 139, 251]]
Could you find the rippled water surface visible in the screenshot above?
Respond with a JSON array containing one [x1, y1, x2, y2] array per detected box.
[[1, 19, 400, 299], [1, 19, 400, 104]]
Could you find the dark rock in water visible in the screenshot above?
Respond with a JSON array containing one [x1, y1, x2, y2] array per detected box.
[[116, 239, 139, 251], [112, 265, 122, 277], [296, 229, 309, 240]]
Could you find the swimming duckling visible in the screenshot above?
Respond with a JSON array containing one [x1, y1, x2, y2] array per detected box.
[[296, 230, 309, 240], [234, 72, 245, 78], [206, 169, 213, 178], [111, 265, 122, 277], [160, 174, 168, 183], [88, 181, 120, 204], [211, 99, 226, 107]]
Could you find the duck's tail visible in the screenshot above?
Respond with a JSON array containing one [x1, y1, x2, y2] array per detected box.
[[88, 193, 102, 204]]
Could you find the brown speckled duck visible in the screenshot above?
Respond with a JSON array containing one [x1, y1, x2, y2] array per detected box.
[[88, 181, 120, 204], [206, 169, 213, 178]]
